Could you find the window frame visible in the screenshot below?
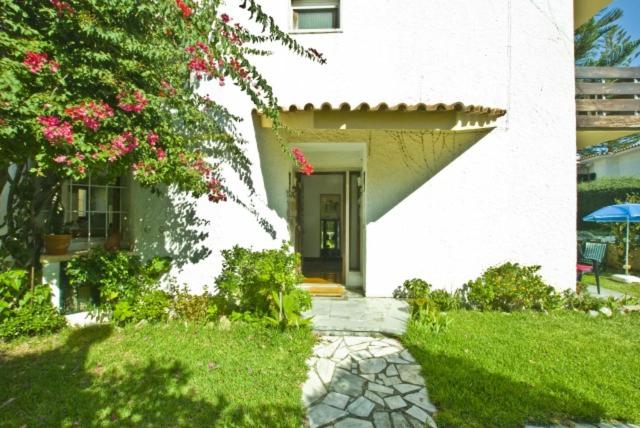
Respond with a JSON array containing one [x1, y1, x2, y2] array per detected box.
[[63, 173, 129, 249], [290, 1, 342, 34]]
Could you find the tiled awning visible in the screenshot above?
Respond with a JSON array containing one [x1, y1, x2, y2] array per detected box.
[[254, 101, 506, 132], [275, 101, 506, 116]]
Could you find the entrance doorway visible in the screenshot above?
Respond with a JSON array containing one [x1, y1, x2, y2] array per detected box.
[[295, 171, 363, 287]]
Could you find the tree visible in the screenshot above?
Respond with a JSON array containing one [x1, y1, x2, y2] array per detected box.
[[575, 7, 640, 66], [575, 7, 640, 157], [0, 0, 321, 268]]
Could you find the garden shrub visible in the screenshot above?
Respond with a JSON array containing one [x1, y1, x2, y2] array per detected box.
[[392, 278, 431, 299], [0, 269, 66, 339], [561, 289, 606, 312], [462, 263, 562, 312], [169, 283, 220, 322], [429, 289, 462, 311], [66, 249, 171, 325], [393, 279, 461, 316], [215, 244, 311, 328], [578, 177, 640, 230]]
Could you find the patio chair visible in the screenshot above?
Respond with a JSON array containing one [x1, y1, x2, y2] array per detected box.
[[578, 242, 607, 294]]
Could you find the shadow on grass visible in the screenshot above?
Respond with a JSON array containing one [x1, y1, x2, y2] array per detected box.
[[406, 344, 607, 428], [0, 325, 304, 427]]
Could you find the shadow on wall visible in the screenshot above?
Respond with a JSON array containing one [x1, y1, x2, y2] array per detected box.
[[131, 188, 212, 269], [0, 325, 304, 427], [366, 129, 492, 223], [253, 112, 496, 228]]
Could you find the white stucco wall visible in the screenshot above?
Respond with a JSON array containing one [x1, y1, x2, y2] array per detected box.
[[583, 148, 640, 178], [131, 0, 577, 295]]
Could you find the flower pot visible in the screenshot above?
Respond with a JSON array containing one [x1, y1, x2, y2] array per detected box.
[[43, 234, 72, 255]]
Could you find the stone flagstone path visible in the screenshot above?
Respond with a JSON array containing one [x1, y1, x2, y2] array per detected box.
[[302, 335, 437, 428]]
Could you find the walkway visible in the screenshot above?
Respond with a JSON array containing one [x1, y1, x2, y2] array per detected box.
[[302, 335, 437, 428], [303, 291, 410, 336]]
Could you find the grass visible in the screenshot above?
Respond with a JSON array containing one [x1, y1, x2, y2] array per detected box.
[[0, 321, 314, 427], [581, 272, 640, 298], [404, 310, 640, 427]]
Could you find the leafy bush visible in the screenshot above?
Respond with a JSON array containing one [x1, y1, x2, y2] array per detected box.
[[393, 279, 461, 316], [66, 249, 171, 325], [169, 283, 220, 323], [215, 244, 310, 328], [393, 278, 431, 299], [0, 269, 66, 339], [561, 289, 606, 312], [578, 177, 640, 230], [462, 263, 562, 312], [429, 289, 462, 311]]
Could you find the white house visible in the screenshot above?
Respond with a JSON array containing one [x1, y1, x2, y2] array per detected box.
[[578, 141, 640, 181], [42, 0, 621, 301]]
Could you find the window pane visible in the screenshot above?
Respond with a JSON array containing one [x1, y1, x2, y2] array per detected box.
[[71, 186, 88, 218], [90, 187, 108, 212], [90, 213, 107, 238], [296, 9, 338, 29], [70, 211, 89, 237], [107, 187, 121, 213]]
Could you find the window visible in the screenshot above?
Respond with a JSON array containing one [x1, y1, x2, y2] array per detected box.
[[292, 0, 340, 31], [63, 173, 129, 248]]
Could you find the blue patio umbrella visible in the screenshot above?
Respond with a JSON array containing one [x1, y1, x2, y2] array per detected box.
[[583, 203, 640, 277]]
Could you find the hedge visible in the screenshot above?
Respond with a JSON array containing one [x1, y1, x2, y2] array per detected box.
[[577, 177, 640, 230]]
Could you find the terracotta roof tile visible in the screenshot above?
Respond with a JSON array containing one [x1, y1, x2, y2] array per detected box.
[[260, 102, 507, 116]]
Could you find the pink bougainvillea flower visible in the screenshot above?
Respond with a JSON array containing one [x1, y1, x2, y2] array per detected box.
[[105, 131, 139, 161], [159, 80, 176, 97], [65, 100, 113, 131], [53, 155, 68, 163], [207, 177, 227, 203], [50, 0, 75, 15], [23, 52, 49, 73], [48, 61, 60, 73], [300, 163, 314, 175], [175, 0, 193, 18], [291, 147, 313, 175], [38, 115, 74, 144], [146, 132, 159, 146], [156, 148, 167, 160], [220, 13, 231, 23], [117, 91, 148, 113]]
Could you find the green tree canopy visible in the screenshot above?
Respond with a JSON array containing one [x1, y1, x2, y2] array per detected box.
[[0, 0, 321, 197], [0, 0, 322, 267], [575, 7, 640, 66]]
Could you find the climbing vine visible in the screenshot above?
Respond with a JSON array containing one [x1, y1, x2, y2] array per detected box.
[[0, 0, 323, 268]]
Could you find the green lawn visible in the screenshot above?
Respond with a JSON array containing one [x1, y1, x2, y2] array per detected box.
[[404, 311, 640, 428], [581, 272, 640, 298], [0, 322, 314, 427]]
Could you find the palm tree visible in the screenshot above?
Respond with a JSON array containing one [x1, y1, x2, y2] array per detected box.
[[575, 8, 640, 66]]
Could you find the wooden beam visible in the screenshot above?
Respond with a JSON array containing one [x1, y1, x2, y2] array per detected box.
[[576, 67, 640, 79], [577, 115, 640, 129], [576, 82, 640, 96], [576, 99, 640, 112]]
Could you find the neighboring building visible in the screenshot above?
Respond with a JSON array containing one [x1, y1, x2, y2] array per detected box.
[[45, 0, 640, 300], [578, 141, 640, 181]]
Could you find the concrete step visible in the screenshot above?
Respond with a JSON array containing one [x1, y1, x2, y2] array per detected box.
[[299, 283, 346, 297]]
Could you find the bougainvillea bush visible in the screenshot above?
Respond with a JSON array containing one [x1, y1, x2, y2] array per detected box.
[[0, 0, 320, 267]]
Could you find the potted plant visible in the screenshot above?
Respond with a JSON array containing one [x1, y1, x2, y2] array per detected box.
[[43, 193, 73, 255]]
